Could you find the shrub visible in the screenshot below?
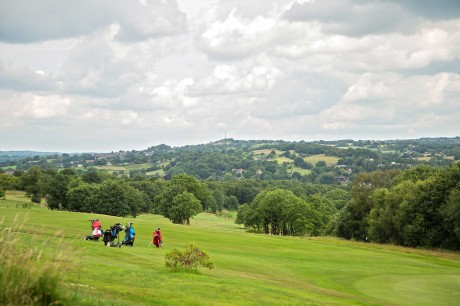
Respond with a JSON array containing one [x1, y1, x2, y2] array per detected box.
[[165, 243, 214, 272], [31, 194, 41, 203]]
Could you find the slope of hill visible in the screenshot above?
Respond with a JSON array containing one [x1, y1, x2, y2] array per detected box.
[[2, 137, 459, 184], [2, 192, 459, 305]]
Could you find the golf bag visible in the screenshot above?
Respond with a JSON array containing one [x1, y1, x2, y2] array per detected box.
[[153, 229, 162, 248], [122, 223, 135, 247], [102, 223, 124, 247]]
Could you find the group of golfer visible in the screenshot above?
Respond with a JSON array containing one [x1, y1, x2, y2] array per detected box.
[[89, 219, 163, 248]]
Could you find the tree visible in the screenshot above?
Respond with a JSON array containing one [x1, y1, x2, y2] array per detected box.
[[323, 188, 351, 210], [240, 189, 315, 236], [224, 195, 239, 210], [315, 160, 327, 167], [294, 157, 305, 167], [45, 171, 76, 210], [155, 174, 213, 218], [169, 191, 202, 224], [92, 180, 144, 217], [129, 179, 161, 213], [441, 187, 460, 249], [82, 171, 110, 184], [337, 170, 400, 240], [0, 174, 19, 200], [315, 172, 338, 185], [67, 183, 99, 212], [205, 181, 225, 212], [20, 166, 45, 203], [170, 173, 213, 210], [308, 194, 335, 236]]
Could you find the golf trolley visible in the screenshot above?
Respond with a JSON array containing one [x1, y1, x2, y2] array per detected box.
[[121, 222, 135, 247], [102, 223, 125, 247]]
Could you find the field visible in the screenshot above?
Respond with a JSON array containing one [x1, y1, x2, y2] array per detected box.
[[0, 165, 16, 170], [93, 163, 155, 176], [1, 192, 460, 305], [252, 149, 284, 156], [287, 165, 312, 175], [303, 154, 340, 165]]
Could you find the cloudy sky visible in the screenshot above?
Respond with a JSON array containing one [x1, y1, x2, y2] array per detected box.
[[1, 0, 459, 152]]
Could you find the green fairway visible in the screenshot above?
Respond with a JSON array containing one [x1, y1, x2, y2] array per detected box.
[[1, 193, 460, 305]]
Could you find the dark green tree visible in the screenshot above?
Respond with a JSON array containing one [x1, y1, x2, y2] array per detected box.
[[168, 191, 202, 224], [67, 183, 99, 212], [20, 166, 45, 203], [0, 174, 20, 200], [46, 170, 76, 210], [93, 180, 144, 217]]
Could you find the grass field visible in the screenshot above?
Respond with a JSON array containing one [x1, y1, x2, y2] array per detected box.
[[287, 165, 312, 175], [93, 163, 155, 176], [1, 192, 460, 305], [252, 149, 284, 156], [0, 165, 16, 170], [303, 154, 340, 165], [275, 156, 293, 164]]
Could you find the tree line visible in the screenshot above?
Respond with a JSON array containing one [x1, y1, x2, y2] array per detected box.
[[1, 162, 459, 250], [335, 163, 460, 250], [0, 166, 346, 228]]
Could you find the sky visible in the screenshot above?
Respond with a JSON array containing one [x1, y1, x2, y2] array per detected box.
[[1, 0, 459, 153]]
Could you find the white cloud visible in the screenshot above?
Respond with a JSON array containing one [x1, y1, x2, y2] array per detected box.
[[197, 6, 282, 59], [0, 0, 459, 151], [0, 93, 71, 127], [150, 77, 196, 110], [319, 72, 460, 136]]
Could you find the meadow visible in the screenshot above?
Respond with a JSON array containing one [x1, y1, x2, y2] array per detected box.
[[1, 192, 460, 305], [303, 154, 340, 165]]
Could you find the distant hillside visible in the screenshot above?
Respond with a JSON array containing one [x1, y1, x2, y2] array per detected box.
[[1, 137, 459, 185], [0, 150, 60, 162]]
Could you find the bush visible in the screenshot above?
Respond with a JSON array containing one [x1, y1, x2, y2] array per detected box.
[[31, 194, 41, 203], [165, 243, 214, 272]]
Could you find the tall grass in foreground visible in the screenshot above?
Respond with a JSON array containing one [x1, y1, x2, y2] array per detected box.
[[0, 214, 79, 306]]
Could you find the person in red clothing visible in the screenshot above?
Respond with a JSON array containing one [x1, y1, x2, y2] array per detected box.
[[92, 227, 102, 238], [85, 219, 102, 241], [92, 219, 101, 230], [153, 228, 162, 248]]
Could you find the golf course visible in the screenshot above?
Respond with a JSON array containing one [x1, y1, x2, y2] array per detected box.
[[1, 192, 460, 305]]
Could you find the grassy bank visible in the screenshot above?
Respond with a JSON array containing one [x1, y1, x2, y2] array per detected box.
[[1, 192, 459, 305]]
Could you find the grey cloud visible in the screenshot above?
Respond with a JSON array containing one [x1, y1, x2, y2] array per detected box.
[[283, 0, 418, 36], [403, 58, 460, 76], [252, 74, 345, 120], [0, 59, 57, 91], [0, 0, 186, 43], [112, 1, 187, 42], [397, 0, 460, 20], [58, 35, 144, 97]]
